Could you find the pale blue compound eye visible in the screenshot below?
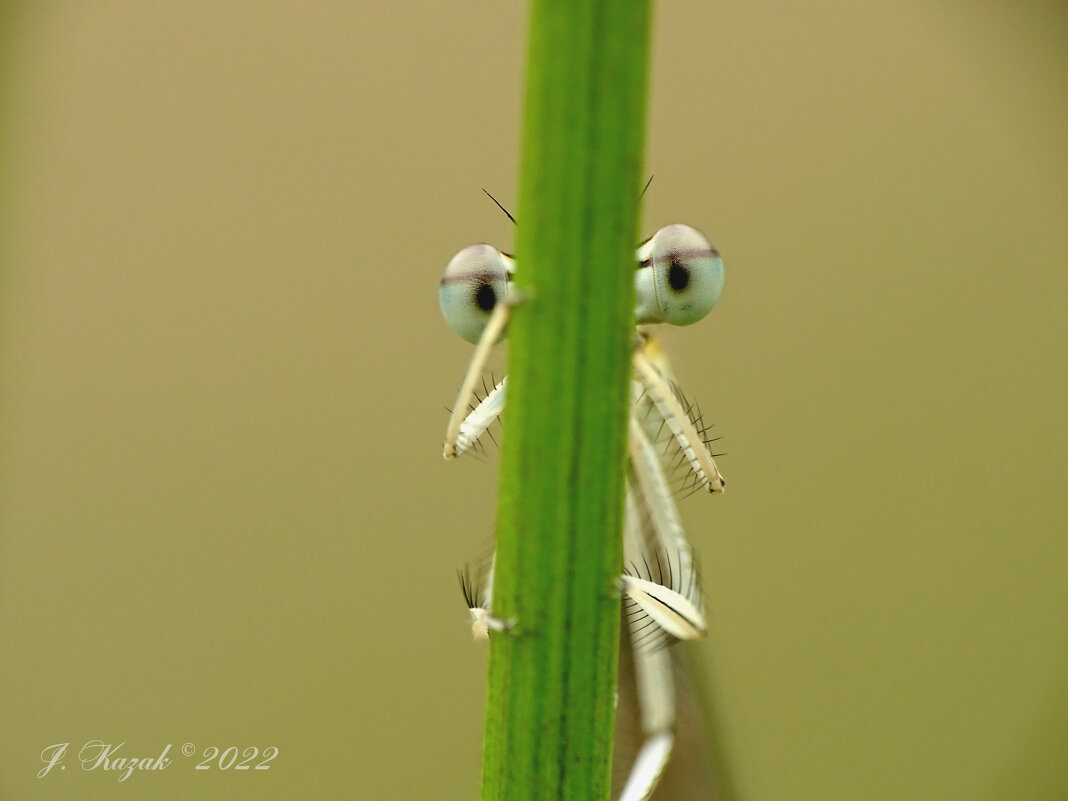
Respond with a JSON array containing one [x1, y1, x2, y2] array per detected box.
[[634, 224, 723, 326], [439, 244, 514, 344]]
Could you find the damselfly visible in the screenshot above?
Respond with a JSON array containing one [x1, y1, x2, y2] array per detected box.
[[440, 220, 725, 801]]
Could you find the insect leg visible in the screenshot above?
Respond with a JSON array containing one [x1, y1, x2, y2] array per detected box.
[[444, 300, 511, 459]]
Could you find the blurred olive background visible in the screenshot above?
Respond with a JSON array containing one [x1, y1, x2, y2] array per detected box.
[[1, 2, 1066, 800]]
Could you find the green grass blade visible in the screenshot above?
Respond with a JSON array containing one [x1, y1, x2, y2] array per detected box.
[[481, 2, 652, 800]]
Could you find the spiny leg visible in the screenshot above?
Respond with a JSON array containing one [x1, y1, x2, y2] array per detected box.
[[632, 343, 725, 494], [450, 377, 507, 460], [628, 410, 696, 578], [615, 476, 709, 801], [618, 647, 676, 801], [458, 552, 513, 641], [444, 300, 511, 459], [616, 488, 679, 801]]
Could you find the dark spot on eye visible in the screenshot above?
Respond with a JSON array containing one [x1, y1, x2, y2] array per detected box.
[[668, 259, 690, 292], [474, 283, 497, 312]]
